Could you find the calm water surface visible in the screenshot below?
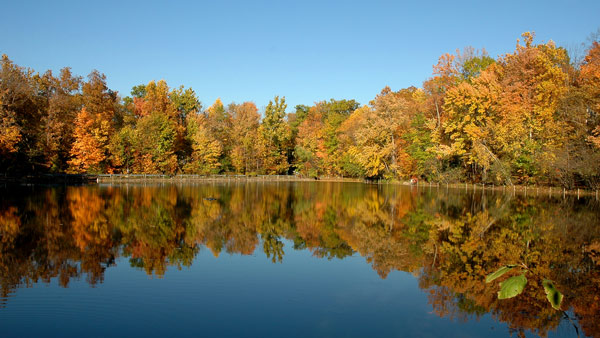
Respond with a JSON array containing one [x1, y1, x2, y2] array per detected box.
[[0, 182, 598, 337]]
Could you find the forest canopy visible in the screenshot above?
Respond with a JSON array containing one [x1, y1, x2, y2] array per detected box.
[[1, 32, 599, 187]]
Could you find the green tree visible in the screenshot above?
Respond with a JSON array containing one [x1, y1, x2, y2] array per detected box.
[[108, 125, 135, 173], [404, 112, 436, 180], [170, 86, 201, 126], [206, 98, 232, 172], [259, 96, 291, 174], [134, 112, 178, 174]]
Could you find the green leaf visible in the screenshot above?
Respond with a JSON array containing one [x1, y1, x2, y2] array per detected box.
[[486, 265, 517, 283], [498, 274, 527, 299], [542, 279, 563, 310]]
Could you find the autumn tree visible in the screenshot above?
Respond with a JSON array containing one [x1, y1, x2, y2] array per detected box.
[[229, 102, 260, 174], [136, 80, 176, 118], [538, 38, 600, 188], [494, 33, 572, 183], [68, 71, 117, 173], [68, 108, 107, 173], [184, 112, 222, 174], [423, 52, 461, 130], [294, 105, 326, 177], [0, 97, 21, 159], [442, 66, 507, 183], [128, 80, 182, 174], [0, 55, 40, 173], [581, 41, 600, 150], [293, 99, 358, 177], [340, 88, 413, 179]]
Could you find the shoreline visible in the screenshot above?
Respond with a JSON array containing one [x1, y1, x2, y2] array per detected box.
[[1, 174, 598, 198], [95, 174, 362, 184]]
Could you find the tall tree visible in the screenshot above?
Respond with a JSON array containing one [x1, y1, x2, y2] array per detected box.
[[0, 96, 22, 159], [0, 55, 40, 173], [338, 106, 368, 177], [442, 66, 506, 183], [343, 105, 392, 178], [206, 98, 232, 172], [69, 71, 117, 173], [361, 87, 412, 178], [108, 125, 135, 173], [294, 106, 326, 177], [68, 108, 107, 173], [403, 111, 436, 180], [581, 41, 600, 149], [320, 99, 359, 175], [229, 102, 260, 174], [184, 112, 222, 174], [169, 85, 201, 166], [133, 111, 178, 174], [137, 80, 175, 119], [495, 33, 571, 182], [170, 85, 201, 126], [259, 96, 291, 174], [423, 52, 461, 130], [36, 68, 82, 172], [130, 81, 181, 174]]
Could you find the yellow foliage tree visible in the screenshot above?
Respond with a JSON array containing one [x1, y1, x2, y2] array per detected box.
[[443, 67, 506, 182], [184, 113, 222, 174], [0, 104, 21, 156]]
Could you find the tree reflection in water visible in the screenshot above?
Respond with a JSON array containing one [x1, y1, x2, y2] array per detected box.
[[0, 182, 598, 337]]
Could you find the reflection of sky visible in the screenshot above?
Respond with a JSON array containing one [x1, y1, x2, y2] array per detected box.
[[0, 238, 561, 338]]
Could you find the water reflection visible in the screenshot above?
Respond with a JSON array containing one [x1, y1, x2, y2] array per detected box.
[[1, 182, 599, 337]]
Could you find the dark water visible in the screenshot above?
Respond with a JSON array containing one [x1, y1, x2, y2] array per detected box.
[[0, 182, 598, 338]]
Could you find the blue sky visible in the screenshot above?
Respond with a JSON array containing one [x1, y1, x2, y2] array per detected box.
[[1, 0, 599, 111]]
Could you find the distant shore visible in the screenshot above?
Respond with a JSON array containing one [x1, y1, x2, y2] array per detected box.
[[0, 174, 96, 184]]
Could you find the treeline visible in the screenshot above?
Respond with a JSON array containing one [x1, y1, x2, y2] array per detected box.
[[1, 32, 599, 187]]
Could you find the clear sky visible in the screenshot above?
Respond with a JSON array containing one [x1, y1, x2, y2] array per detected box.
[[1, 0, 599, 111]]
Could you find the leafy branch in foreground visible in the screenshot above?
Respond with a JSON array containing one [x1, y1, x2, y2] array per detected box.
[[486, 264, 563, 310]]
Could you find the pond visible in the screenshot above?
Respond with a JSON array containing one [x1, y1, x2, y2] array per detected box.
[[0, 182, 598, 337]]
